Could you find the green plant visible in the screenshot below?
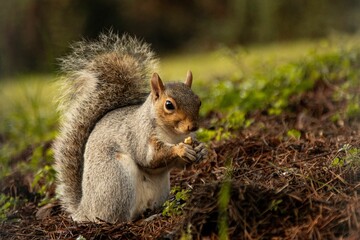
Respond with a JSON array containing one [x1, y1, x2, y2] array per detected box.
[[196, 127, 233, 143], [268, 199, 283, 212], [180, 224, 193, 240], [0, 76, 59, 219], [76, 235, 87, 240], [32, 164, 56, 206], [198, 45, 360, 135], [0, 194, 21, 221], [332, 144, 360, 167], [346, 101, 360, 120], [218, 180, 231, 240], [162, 187, 190, 217], [217, 159, 233, 240], [0, 76, 58, 179], [287, 129, 301, 140]]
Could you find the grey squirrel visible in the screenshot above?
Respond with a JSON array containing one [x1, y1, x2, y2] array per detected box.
[[53, 32, 208, 223]]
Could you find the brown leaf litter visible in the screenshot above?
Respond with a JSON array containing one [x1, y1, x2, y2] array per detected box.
[[0, 79, 359, 239]]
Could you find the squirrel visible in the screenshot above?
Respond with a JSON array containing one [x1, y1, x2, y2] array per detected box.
[[53, 32, 208, 223]]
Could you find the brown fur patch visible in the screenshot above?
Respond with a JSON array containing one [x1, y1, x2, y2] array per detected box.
[[145, 136, 178, 169], [154, 93, 198, 134]]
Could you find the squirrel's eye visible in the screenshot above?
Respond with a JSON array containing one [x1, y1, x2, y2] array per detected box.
[[165, 100, 175, 110]]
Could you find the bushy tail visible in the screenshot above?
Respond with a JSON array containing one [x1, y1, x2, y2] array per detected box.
[[53, 32, 157, 214]]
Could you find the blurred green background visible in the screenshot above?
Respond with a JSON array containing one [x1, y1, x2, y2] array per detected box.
[[1, 0, 360, 77], [1, 0, 360, 223]]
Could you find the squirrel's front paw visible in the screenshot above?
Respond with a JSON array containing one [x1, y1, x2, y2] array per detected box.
[[183, 137, 208, 163], [194, 142, 208, 162], [174, 143, 197, 164]]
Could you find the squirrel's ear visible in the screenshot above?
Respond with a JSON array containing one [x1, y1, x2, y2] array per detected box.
[[151, 73, 165, 100], [184, 70, 192, 88]]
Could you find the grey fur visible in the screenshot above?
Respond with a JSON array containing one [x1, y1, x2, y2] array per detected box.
[[75, 101, 169, 222], [53, 32, 157, 216], [53, 32, 206, 223]]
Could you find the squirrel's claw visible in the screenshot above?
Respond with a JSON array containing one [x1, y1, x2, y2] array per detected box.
[[194, 142, 208, 162]]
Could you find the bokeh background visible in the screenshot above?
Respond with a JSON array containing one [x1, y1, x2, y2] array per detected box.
[[1, 0, 360, 77], [1, 2, 360, 238]]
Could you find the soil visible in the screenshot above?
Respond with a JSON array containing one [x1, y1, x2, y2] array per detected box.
[[0, 79, 359, 239]]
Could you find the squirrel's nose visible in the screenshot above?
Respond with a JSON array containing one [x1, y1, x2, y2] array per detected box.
[[188, 124, 199, 132]]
